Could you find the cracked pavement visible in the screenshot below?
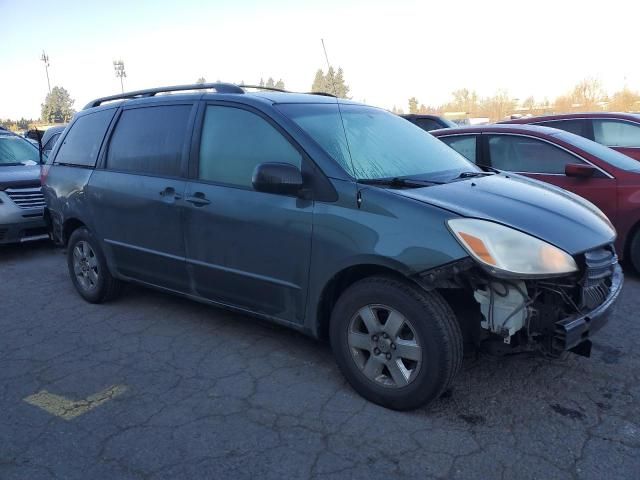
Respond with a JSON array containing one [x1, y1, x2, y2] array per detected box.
[[1, 242, 639, 479]]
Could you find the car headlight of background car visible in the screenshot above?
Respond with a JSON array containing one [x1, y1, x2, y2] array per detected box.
[[448, 218, 578, 277]]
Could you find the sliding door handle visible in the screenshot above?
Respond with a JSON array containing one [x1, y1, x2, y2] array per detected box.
[[185, 192, 210, 206]]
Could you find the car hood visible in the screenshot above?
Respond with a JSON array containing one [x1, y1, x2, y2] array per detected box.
[[0, 164, 42, 190], [393, 174, 616, 255]]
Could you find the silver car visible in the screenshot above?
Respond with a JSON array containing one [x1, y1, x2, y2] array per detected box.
[[0, 129, 48, 244]]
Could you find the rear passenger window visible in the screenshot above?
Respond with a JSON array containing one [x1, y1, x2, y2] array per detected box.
[[107, 105, 192, 177], [536, 119, 588, 138], [439, 135, 477, 163], [198, 105, 302, 188], [593, 120, 640, 147], [54, 109, 115, 167]]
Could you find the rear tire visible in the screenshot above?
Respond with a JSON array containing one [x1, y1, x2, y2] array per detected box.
[[67, 227, 122, 303], [630, 230, 640, 274], [329, 275, 463, 411]]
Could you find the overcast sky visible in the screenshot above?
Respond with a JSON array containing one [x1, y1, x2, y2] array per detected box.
[[1, 0, 639, 119]]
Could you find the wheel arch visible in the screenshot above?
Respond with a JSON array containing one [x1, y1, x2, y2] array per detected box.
[[314, 262, 419, 340], [62, 218, 87, 246]]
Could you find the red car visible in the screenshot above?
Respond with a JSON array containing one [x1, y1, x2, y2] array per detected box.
[[500, 113, 640, 161], [431, 124, 640, 270]]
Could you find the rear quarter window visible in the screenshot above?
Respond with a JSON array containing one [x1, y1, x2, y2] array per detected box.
[[54, 109, 116, 167], [414, 118, 444, 132]]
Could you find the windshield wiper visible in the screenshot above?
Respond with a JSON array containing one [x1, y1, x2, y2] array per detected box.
[[357, 177, 443, 188], [477, 164, 501, 174], [455, 171, 494, 179], [0, 162, 23, 167]]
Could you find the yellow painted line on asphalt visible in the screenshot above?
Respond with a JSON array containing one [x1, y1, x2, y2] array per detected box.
[[23, 384, 127, 420]]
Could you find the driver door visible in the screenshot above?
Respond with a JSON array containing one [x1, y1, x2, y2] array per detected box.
[[183, 103, 314, 325]]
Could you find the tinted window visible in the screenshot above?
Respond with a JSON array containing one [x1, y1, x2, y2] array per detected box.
[[536, 119, 588, 137], [488, 135, 584, 173], [552, 130, 640, 172], [107, 105, 191, 176], [593, 119, 640, 147], [439, 135, 477, 163], [55, 109, 116, 167], [198, 106, 301, 187], [414, 118, 443, 132], [0, 134, 40, 165], [278, 103, 477, 181], [43, 133, 61, 153]]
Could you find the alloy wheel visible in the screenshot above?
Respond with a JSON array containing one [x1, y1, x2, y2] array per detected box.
[[72, 240, 99, 292], [347, 304, 422, 388]]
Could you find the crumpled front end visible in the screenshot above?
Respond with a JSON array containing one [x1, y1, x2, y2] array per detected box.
[[417, 244, 623, 357]]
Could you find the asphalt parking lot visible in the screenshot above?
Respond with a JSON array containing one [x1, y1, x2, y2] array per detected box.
[[1, 241, 639, 480]]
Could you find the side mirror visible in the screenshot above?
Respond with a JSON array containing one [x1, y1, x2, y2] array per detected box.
[[565, 163, 596, 178], [252, 162, 304, 196]]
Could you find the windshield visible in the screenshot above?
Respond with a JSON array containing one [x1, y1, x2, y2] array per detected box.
[[0, 134, 40, 165], [278, 103, 478, 181], [552, 130, 640, 172]]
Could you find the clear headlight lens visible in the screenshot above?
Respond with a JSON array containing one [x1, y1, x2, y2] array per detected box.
[[448, 218, 578, 276]]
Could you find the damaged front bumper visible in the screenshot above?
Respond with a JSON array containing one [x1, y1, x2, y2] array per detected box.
[[415, 245, 623, 358], [553, 264, 623, 355]]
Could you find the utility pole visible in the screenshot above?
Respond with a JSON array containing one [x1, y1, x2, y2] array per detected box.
[[113, 60, 126, 93], [41, 51, 51, 94]]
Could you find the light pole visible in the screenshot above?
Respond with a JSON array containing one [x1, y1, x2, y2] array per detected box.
[[113, 60, 126, 93], [41, 50, 51, 94]]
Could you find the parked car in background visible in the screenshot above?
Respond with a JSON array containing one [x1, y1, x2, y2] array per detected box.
[[43, 83, 621, 410], [400, 114, 457, 131], [0, 129, 48, 244], [432, 124, 640, 271], [40, 125, 67, 157], [500, 113, 640, 161]]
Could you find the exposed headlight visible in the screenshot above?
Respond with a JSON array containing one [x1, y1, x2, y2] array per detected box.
[[448, 218, 578, 277]]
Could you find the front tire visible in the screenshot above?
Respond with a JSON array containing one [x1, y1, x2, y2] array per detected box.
[[329, 276, 463, 411], [67, 227, 122, 303]]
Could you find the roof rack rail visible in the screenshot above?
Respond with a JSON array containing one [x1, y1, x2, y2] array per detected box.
[[306, 91, 337, 98], [240, 85, 289, 93], [83, 82, 245, 109]]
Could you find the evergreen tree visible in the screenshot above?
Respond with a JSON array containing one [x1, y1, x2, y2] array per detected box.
[[311, 69, 326, 93], [310, 67, 350, 98], [41, 86, 75, 123], [408, 97, 419, 114]]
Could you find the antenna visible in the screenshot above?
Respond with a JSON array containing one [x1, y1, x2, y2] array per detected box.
[[320, 39, 357, 179]]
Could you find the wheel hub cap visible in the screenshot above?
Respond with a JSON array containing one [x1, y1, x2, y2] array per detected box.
[[376, 336, 392, 354], [347, 304, 422, 389]]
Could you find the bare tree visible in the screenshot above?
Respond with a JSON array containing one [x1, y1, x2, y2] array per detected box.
[[570, 78, 605, 110], [478, 90, 516, 122], [609, 87, 640, 112]]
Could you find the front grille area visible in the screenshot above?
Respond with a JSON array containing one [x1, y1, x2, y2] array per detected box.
[[580, 246, 616, 311], [5, 187, 45, 210]]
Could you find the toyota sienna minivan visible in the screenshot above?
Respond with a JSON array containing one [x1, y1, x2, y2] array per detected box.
[[42, 83, 623, 410]]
